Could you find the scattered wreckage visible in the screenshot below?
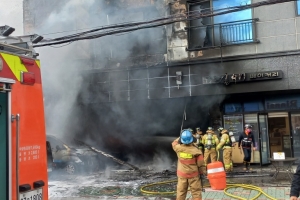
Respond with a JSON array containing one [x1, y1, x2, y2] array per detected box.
[[46, 135, 140, 175]]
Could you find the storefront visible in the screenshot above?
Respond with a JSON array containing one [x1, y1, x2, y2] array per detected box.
[[222, 94, 300, 165]]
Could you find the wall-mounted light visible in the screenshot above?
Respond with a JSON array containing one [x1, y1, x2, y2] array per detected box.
[[0, 25, 15, 36]]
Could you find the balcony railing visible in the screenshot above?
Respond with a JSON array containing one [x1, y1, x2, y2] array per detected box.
[[186, 18, 259, 51]]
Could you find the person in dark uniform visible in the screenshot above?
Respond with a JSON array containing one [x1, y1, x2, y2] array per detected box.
[[238, 124, 257, 171], [290, 162, 300, 200]]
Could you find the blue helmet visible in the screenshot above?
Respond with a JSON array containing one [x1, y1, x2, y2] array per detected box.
[[180, 129, 193, 144]]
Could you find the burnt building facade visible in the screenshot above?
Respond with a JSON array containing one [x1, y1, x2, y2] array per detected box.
[[23, 0, 300, 164]]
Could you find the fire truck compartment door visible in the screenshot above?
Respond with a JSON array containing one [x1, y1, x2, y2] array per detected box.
[[0, 92, 8, 199]]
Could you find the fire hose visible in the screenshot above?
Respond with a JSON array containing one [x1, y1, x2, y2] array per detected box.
[[140, 180, 277, 200]]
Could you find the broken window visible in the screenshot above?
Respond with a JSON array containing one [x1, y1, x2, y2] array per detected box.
[[187, 0, 254, 50]]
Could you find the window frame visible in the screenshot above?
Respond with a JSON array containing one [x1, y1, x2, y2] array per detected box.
[[296, 0, 300, 16]]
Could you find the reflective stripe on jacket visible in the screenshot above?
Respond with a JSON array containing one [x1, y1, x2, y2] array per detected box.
[[172, 137, 206, 178]]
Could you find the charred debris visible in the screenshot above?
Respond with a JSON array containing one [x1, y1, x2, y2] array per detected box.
[[71, 139, 176, 181]]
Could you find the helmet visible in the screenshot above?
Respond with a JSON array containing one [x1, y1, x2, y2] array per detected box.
[[206, 127, 214, 134], [244, 124, 252, 129], [196, 127, 201, 131], [180, 129, 194, 144], [218, 127, 224, 132]]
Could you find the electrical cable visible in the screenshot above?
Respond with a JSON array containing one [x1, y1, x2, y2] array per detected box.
[[33, 0, 297, 48]]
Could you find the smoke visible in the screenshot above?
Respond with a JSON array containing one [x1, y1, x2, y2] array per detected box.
[[0, 0, 23, 35], [27, 0, 170, 166], [28, 0, 227, 170]]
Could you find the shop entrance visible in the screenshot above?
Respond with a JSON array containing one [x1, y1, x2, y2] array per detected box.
[[268, 112, 292, 157]]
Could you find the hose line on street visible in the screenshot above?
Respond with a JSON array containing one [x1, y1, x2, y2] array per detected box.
[[140, 180, 277, 200], [140, 179, 177, 195]]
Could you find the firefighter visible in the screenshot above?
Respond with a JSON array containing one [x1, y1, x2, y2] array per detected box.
[[202, 127, 219, 166], [238, 124, 257, 171], [193, 127, 204, 153], [216, 128, 234, 172], [172, 129, 206, 200]]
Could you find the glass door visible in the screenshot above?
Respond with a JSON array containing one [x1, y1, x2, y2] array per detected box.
[[0, 92, 8, 199], [258, 114, 270, 165]]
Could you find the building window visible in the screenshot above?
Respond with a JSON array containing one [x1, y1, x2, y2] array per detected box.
[[187, 0, 257, 50]]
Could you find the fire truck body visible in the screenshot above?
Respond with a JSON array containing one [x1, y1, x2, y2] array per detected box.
[[0, 31, 48, 200]]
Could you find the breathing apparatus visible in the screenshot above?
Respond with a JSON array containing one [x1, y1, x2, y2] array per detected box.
[[206, 128, 213, 150], [218, 127, 224, 137], [229, 131, 236, 144]]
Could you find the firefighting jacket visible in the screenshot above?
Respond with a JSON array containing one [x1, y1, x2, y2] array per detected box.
[[290, 162, 300, 197], [217, 134, 232, 150], [238, 132, 256, 149], [202, 134, 219, 149], [172, 137, 206, 178]]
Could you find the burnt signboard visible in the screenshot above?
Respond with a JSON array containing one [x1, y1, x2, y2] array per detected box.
[[202, 70, 283, 86]]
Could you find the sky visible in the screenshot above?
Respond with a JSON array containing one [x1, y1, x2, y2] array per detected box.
[[1, 0, 23, 35]]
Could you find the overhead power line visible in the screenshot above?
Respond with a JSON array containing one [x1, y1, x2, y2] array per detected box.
[[33, 0, 297, 48]]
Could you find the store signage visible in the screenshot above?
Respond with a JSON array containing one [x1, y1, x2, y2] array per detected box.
[[202, 70, 283, 85], [249, 71, 280, 79], [266, 100, 297, 110], [265, 95, 300, 110], [273, 152, 285, 160]]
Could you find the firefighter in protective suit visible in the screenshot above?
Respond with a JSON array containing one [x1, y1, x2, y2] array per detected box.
[[202, 127, 219, 166], [216, 128, 234, 172], [172, 129, 206, 200]]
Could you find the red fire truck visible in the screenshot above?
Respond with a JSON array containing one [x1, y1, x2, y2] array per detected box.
[[0, 26, 48, 200]]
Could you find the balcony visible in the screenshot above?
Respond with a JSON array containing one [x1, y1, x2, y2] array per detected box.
[[186, 18, 259, 51]]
